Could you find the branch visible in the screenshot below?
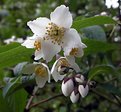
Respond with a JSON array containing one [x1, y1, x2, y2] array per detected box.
[[25, 86, 38, 110], [112, 93, 121, 106], [92, 89, 120, 106], [29, 93, 63, 109]]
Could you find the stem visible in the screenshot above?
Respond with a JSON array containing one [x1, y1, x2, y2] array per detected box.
[[112, 93, 121, 106], [29, 93, 63, 109], [91, 89, 120, 106], [25, 86, 38, 110]]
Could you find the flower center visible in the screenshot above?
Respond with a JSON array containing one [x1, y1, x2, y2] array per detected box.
[[69, 48, 78, 56], [35, 65, 47, 77], [44, 22, 65, 45], [57, 58, 70, 68], [34, 40, 41, 51]]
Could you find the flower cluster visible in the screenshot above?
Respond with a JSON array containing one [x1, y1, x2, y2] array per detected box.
[[61, 74, 89, 103], [22, 5, 86, 62], [22, 5, 88, 103]]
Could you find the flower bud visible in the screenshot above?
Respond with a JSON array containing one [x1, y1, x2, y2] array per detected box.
[[78, 85, 89, 98], [75, 74, 84, 83], [61, 78, 74, 96], [70, 90, 80, 103]]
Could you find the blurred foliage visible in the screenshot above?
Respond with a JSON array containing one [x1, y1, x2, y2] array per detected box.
[[0, 0, 121, 112]]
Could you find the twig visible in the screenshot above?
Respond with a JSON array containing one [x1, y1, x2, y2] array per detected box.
[[112, 93, 121, 106], [29, 93, 63, 109], [98, 77, 117, 84], [91, 89, 120, 106], [25, 86, 38, 110]]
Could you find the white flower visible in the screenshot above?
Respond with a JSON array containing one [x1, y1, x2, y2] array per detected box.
[[61, 78, 74, 96], [51, 57, 80, 82], [105, 0, 119, 8], [35, 63, 51, 88], [70, 90, 80, 103], [25, 5, 85, 62], [22, 62, 50, 88], [78, 84, 89, 98], [22, 35, 61, 62], [64, 42, 87, 57]]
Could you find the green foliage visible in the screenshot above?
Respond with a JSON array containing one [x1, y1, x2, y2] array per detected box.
[[83, 39, 118, 55], [0, 43, 33, 70], [72, 16, 117, 31], [0, 89, 28, 112], [3, 75, 35, 97], [88, 65, 118, 80], [82, 25, 107, 41], [0, 0, 120, 112]]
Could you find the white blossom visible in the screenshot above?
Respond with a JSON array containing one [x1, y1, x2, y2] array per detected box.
[[51, 57, 80, 82], [22, 62, 50, 88], [22, 5, 86, 62]]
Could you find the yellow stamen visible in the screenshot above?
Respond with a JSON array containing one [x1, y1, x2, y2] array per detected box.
[[70, 48, 78, 56], [35, 65, 47, 77], [45, 22, 65, 45], [57, 58, 70, 68], [34, 40, 41, 51]]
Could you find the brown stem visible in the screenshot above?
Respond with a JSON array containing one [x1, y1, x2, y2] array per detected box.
[[25, 86, 38, 110], [29, 93, 63, 109]]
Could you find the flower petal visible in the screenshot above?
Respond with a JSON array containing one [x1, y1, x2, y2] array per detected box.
[[35, 75, 48, 88], [41, 63, 51, 83], [50, 5, 72, 28], [42, 39, 61, 62], [21, 39, 35, 48], [51, 59, 66, 82], [70, 91, 80, 103], [62, 28, 82, 49], [78, 85, 89, 98], [66, 56, 81, 72], [63, 29, 86, 57], [61, 79, 74, 96], [27, 17, 50, 36], [34, 50, 44, 60]]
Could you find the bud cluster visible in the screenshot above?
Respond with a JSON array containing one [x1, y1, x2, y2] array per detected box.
[[61, 74, 89, 103]]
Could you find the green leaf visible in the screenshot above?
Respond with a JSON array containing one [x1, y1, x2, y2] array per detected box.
[[13, 62, 28, 76], [72, 16, 116, 31], [3, 77, 21, 97], [83, 39, 118, 55], [3, 75, 35, 97], [7, 89, 28, 112], [101, 83, 121, 97], [0, 45, 34, 70], [0, 42, 20, 53], [88, 65, 117, 80], [82, 25, 106, 41], [0, 90, 12, 112]]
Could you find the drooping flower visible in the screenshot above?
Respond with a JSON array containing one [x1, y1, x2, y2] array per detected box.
[[51, 57, 80, 82], [22, 62, 50, 88], [23, 5, 86, 62]]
